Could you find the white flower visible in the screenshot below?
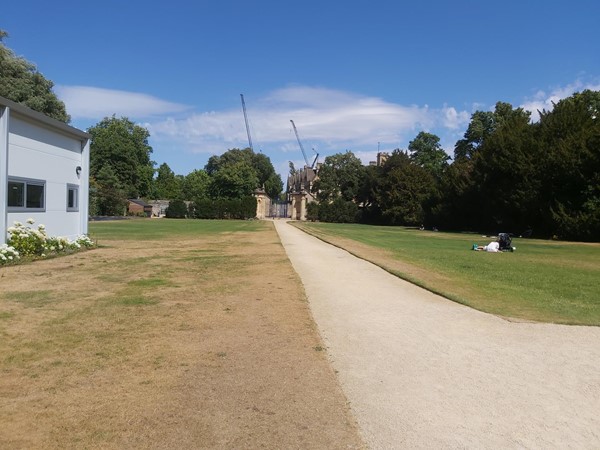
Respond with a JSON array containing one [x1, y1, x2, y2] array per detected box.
[[14, 221, 22, 227], [38, 224, 45, 230], [26, 218, 35, 224]]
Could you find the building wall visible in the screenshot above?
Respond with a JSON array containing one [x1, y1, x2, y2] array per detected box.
[[149, 200, 170, 217], [4, 113, 88, 241], [128, 202, 145, 214], [286, 166, 319, 221], [255, 192, 271, 219], [0, 107, 8, 245]]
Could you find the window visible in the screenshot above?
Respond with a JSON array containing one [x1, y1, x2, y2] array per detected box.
[[7, 178, 45, 211], [7, 181, 24, 207], [67, 184, 79, 211]]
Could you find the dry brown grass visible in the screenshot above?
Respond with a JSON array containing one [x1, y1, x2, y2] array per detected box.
[[0, 221, 363, 449]]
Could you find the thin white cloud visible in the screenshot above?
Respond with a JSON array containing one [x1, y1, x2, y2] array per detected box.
[[145, 86, 467, 159], [55, 85, 191, 119], [521, 80, 600, 121], [441, 105, 470, 129], [55, 81, 600, 178]]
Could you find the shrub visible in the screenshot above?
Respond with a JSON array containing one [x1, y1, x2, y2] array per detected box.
[[189, 197, 257, 220], [7, 220, 47, 256], [318, 198, 359, 223], [3, 219, 96, 265], [0, 244, 20, 265], [306, 202, 319, 221], [165, 199, 188, 218]]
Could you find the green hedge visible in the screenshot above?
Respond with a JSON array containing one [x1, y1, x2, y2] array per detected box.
[[189, 197, 257, 220]]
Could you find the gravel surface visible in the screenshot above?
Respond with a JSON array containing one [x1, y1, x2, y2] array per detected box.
[[275, 220, 600, 449]]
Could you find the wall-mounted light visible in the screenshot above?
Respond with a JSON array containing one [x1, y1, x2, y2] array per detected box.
[[76, 166, 82, 176]]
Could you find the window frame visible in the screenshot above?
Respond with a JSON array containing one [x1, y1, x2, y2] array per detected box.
[[66, 183, 79, 212], [7, 177, 46, 212]]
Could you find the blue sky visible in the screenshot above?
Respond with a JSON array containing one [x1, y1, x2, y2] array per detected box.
[[3, 0, 600, 180]]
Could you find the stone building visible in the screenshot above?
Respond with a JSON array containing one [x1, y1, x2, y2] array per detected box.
[[287, 165, 319, 220], [127, 198, 153, 216], [369, 152, 389, 166], [253, 187, 271, 219]]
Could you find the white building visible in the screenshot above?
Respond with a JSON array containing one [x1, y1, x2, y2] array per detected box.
[[1, 96, 90, 245]]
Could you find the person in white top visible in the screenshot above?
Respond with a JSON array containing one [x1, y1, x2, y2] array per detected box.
[[483, 241, 500, 252], [473, 240, 501, 252]]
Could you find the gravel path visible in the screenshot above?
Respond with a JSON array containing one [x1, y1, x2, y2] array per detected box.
[[275, 220, 600, 449]]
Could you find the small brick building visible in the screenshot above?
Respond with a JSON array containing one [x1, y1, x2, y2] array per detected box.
[[127, 199, 152, 217]]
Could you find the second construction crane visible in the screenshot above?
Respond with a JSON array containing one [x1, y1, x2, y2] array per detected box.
[[290, 120, 319, 169]]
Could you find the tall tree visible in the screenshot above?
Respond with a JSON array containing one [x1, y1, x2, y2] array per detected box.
[[182, 169, 211, 200], [313, 151, 364, 203], [375, 150, 435, 226], [205, 147, 282, 199], [473, 105, 536, 233], [88, 116, 154, 198], [356, 164, 383, 220], [0, 30, 70, 122], [153, 163, 182, 199], [454, 110, 496, 160], [408, 131, 449, 178], [253, 152, 283, 199], [205, 148, 252, 175], [90, 165, 127, 216], [432, 158, 479, 230], [209, 161, 259, 199], [537, 90, 600, 239]]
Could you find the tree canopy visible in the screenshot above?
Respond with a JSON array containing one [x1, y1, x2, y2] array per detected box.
[[153, 163, 185, 200], [205, 147, 282, 199], [88, 116, 155, 199], [0, 30, 70, 122], [376, 150, 435, 226], [310, 93, 599, 242], [408, 131, 449, 178], [313, 151, 364, 203], [89, 165, 127, 216], [182, 169, 211, 201]]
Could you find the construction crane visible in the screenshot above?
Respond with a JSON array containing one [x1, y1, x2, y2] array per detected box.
[[240, 94, 254, 152], [290, 119, 319, 169]]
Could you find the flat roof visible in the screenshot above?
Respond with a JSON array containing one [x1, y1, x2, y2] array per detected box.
[[0, 95, 90, 141]]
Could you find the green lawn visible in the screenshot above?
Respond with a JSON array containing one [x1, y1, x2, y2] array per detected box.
[[89, 218, 264, 241], [294, 222, 600, 326]]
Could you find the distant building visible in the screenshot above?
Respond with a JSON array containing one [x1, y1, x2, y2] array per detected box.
[[253, 187, 271, 219], [287, 165, 319, 220], [369, 152, 389, 167], [127, 199, 153, 217], [148, 200, 170, 217]]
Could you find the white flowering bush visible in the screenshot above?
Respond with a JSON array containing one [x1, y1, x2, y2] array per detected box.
[[74, 235, 95, 249], [0, 244, 20, 265], [4, 219, 96, 265], [6, 220, 47, 256]]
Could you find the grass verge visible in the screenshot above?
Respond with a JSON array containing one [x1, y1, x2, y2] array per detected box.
[[293, 222, 600, 326]]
